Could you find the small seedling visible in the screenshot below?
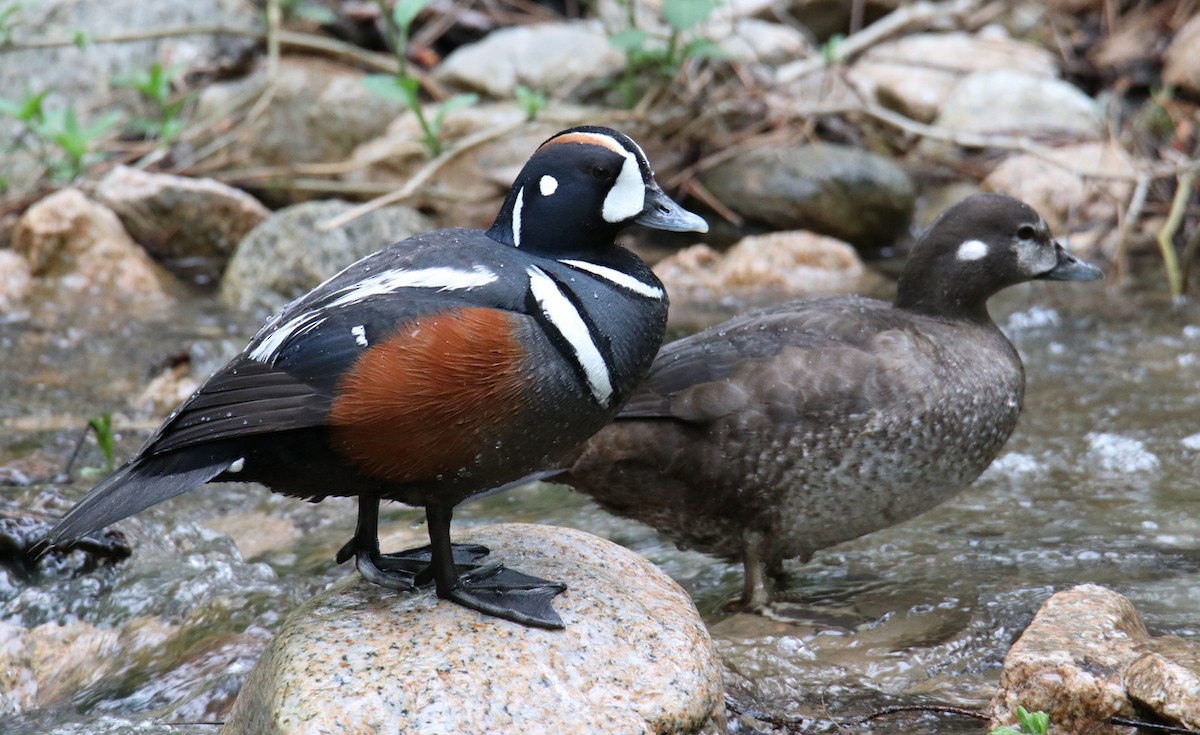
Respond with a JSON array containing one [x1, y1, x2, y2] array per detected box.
[[609, 0, 726, 107], [364, 0, 476, 156], [0, 91, 121, 180], [514, 85, 547, 121], [115, 62, 191, 144], [83, 413, 116, 477], [990, 706, 1050, 735], [0, 0, 33, 47]]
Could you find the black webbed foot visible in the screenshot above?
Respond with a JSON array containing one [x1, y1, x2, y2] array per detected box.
[[441, 562, 568, 629]]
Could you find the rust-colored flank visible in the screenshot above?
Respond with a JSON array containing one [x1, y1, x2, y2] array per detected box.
[[328, 308, 529, 482]]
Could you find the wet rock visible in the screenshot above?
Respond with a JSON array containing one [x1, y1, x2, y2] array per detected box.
[[1163, 14, 1200, 96], [218, 199, 432, 317], [654, 230, 881, 329], [989, 584, 1200, 734], [222, 524, 722, 735], [95, 166, 270, 287], [435, 21, 624, 98], [699, 143, 915, 250], [982, 141, 1136, 252], [194, 57, 408, 169], [0, 249, 34, 312], [850, 30, 1057, 122], [931, 70, 1102, 141], [0, 516, 131, 578], [1124, 652, 1200, 730], [11, 189, 176, 313]]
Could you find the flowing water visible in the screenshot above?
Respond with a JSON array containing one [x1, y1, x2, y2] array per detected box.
[[2, 272, 1198, 734]]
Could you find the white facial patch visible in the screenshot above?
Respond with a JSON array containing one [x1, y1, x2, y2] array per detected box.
[[526, 265, 613, 407], [539, 175, 558, 196], [351, 325, 368, 347], [956, 239, 989, 261], [559, 259, 664, 300], [512, 186, 524, 248], [602, 148, 646, 224], [248, 265, 497, 364]]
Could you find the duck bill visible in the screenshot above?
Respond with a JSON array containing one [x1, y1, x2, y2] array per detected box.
[[635, 183, 709, 233], [1038, 241, 1104, 281]]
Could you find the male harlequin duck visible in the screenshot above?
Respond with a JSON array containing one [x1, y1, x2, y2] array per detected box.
[[555, 193, 1102, 610], [42, 126, 708, 629]]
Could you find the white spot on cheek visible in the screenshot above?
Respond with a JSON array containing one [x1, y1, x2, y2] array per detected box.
[[512, 186, 524, 247], [602, 151, 645, 223], [957, 239, 989, 261], [351, 325, 368, 347], [539, 175, 558, 196]]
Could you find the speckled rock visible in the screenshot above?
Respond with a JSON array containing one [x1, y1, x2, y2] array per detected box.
[[95, 166, 270, 287], [931, 70, 1102, 141], [653, 230, 883, 329], [194, 56, 408, 170], [222, 524, 722, 735], [435, 21, 624, 98], [1163, 14, 1200, 96], [982, 141, 1136, 247], [698, 143, 915, 251], [989, 584, 1200, 734], [11, 189, 176, 315], [850, 30, 1057, 122], [218, 199, 432, 318]]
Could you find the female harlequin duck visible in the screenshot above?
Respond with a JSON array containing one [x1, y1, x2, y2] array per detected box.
[[556, 193, 1102, 610], [43, 126, 708, 629]]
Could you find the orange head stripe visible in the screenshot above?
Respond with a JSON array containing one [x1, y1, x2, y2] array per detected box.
[[328, 308, 529, 482], [538, 131, 625, 156]]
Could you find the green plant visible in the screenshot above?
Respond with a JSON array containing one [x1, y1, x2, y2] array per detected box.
[[0, 91, 121, 180], [514, 85, 547, 121], [0, 0, 33, 47], [84, 413, 116, 476], [609, 0, 726, 107], [363, 0, 477, 156], [991, 706, 1050, 735], [115, 62, 191, 144]]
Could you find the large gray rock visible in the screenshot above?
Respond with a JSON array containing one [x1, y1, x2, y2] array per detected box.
[[699, 143, 915, 250], [194, 57, 408, 169], [0, 0, 260, 187], [218, 200, 432, 318], [989, 584, 1200, 733], [850, 31, 1058, 122], [222, 524, 723, 735], [932, 70, 1102, 141], [95, 166, 269, 287], [435, 21, 624, 98]]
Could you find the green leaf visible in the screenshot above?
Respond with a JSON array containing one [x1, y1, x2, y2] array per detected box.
[[989, 728, 1022, 735], [430, 92, 476, 133], [1016, 707, 1049, 735], [392, 0, 430, 31], [0, 90, 45, 122], [662, 0, 716, 32], [89, 413, 116, 473], [81, 110, 121, 140], [609, 28, 649, 51], [682, 38, 728, 60], [362, 73, 420, 107], [514, 85, 546, 120], [72, 29, 90, 48]]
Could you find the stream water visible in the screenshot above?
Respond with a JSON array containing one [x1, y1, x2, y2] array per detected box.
[[2, 269, 1198, 734]]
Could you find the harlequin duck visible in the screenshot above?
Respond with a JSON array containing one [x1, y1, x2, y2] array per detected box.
[[42, 126, 708, 629], [556, 193, 1101, 610]]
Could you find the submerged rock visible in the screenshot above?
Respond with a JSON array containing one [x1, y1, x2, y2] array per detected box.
[[95, 166, 270, 287], [989, 584, 1200, 733], [218, 199, 432, 317], [222, 524, 722, 735], [699, 143, 915, 251]]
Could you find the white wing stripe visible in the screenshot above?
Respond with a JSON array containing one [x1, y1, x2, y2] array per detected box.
[[559, 259, 664, 300], [527, 266, 613, 407], [247, 265, 497, 365]]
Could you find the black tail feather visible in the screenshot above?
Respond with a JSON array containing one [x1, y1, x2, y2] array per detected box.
[[44, 452, 231, 546]]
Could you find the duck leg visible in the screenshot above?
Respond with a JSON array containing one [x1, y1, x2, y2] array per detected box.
[[335, 498, 488, 589], [425, 503, 567, 629], [738, 530, 771, 611]]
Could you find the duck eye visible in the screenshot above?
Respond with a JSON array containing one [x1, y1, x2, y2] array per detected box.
[[1017, 224, 1037, 240], [591, 164, 612, 180]]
